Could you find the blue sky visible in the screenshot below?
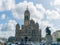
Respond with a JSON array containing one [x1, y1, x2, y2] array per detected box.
[[0, 0, 60, 38]]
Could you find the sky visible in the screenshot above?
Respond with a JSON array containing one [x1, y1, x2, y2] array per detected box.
[[0, 0, 60, 38]]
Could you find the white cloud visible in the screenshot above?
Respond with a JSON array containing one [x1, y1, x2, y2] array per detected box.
[[29, 3, 45, 22], [0, 31, 15, 38], [8, 20, 17, 30], [12, 1, 45, 23], [0, 24, 3, 30], [0, 20, 17, 38], [54, 0, 60, 5], [50, 0, 60, 21], [50, 0, 60, 6], [36, 4, 45, 13], [0, 0, 3, 10], [1, 14, 6, 19], [12, 1, 27, 19], [46, 10, 60, 20], [0, 0, 15, 11], [55, 8, 60, 12], [50, 0, 60, 13]]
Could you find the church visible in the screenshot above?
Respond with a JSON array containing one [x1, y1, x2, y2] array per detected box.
[[15, 6, 41, 42]]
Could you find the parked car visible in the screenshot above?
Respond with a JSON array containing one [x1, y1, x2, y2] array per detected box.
[[51, 42, 58, 45]]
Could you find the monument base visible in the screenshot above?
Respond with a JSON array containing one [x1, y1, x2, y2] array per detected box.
[[45, 35, 52, 45]]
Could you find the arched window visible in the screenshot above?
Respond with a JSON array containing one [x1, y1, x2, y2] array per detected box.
[[25, 16, 29, 20]]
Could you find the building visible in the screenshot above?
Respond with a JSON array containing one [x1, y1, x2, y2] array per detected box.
[[0, 38, 7, 45], [15, 6, 41, 42], [52, 30, 60, 42]]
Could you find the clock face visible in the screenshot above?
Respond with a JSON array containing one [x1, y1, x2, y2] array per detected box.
[[25, 13, 29, 16], [25, 21, 29, 26]]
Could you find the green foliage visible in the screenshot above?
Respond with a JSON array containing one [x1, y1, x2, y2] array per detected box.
[[8, 36, 15, 42], [57, 38, 60, 41]]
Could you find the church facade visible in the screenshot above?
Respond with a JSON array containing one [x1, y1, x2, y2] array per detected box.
[[15, 7, 41, 42]]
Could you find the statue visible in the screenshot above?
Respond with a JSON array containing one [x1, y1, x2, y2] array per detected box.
[[46, 27, 51, 35], [45, 26, 52, 45]]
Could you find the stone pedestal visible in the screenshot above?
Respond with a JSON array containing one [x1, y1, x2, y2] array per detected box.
[[45, 35, 52, 45]]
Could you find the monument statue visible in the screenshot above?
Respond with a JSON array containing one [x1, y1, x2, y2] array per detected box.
[[46, 27, 51, 35], [45, 26, 52, 45]]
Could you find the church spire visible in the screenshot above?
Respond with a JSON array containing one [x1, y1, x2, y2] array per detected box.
[[24, 1, 30, 28], [26, 0, 28, 10], [26, 5, 28, 10]]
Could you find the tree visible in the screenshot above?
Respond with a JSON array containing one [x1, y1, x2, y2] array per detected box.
[[57, 38, 60, 42], [8, 36, 16, 42]]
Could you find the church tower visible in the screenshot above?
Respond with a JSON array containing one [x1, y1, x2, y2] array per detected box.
[[15, 23, 20, 41], [16, 23, 20, 30], [24, 6, 30, 29]]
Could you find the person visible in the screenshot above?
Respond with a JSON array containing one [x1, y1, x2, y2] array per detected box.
[[19, 39, 24, 45]]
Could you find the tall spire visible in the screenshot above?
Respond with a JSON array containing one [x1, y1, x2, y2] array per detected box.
[[26, 4, 28, 10], [24, 0, 30, 14], [26, 0, 28, 10]]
